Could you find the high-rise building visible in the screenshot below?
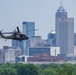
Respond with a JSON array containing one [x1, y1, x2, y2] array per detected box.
[[23, 22, 35, 55], [74, 33, 76, 46], [47, 30, 56, 46], [56, 6, 74, 55]]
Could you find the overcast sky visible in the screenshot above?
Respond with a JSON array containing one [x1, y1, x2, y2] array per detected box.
[[0, 0, 76, 48]]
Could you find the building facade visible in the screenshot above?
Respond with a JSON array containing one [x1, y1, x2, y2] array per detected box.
[[16, 55, 28, 63], [29, 36, 43, 47], [47, 30, 56, 46], [12, 40, 23, 54], [27, 53, 66, 62], [74, 33, 76, 46], [56, 6, 74, 55], [50, 47, 60, 56], [0, 46, 22, 63], [22, 22, 35, 55], [29, 46, 60, 56]]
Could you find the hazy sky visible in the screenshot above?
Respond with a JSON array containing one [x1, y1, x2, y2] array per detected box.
[[0, 0, 76, 48]]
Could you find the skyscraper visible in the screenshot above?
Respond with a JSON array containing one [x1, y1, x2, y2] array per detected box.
[[56, 6, 74, 55], [23, 22, 35, 55], [74, 33, 76, 46]]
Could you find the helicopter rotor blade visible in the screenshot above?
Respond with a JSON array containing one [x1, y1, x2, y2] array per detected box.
[[17, 26, 20, 33], [23, 29, 38, 32]]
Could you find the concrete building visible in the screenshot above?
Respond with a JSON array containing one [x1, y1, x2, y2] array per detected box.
[[29, 46, 60, 56], [29, 36, 43, 47], [74, 33, 76, 46], [56, 5, 74, 55], [50, 47, 60, 56], [27, 53, 66, 62], [22, 22, 35, 55], [16, 55, 28, 63], [12, 40, 23, 54], [65, 47, 76, 62], [67, 54, 76, 63], [15, 53, 66, 63], [0, 46, 22, 63], [0, 49, 5, 63]]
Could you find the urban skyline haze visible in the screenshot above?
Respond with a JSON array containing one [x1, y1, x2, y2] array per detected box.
[[0, 0, 76, 48]]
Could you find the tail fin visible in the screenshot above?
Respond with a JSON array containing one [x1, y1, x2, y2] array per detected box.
[[0, 30, 5, 38]]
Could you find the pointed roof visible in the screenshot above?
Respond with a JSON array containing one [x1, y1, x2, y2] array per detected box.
[[57, 6, 66, 12]]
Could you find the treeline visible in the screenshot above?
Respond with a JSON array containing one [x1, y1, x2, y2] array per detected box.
[[0, 63, 38, 75], [0, 63, 76, 75], [37, 63, 76, 75]]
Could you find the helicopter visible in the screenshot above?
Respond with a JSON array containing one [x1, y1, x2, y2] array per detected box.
[[0, 27, 29, 41]]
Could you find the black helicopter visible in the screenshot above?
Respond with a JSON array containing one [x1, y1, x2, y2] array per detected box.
[[0, 27, 29, 41]]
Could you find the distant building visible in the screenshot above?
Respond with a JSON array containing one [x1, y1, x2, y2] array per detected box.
[[12, 40, 23, 54], [0, 49, 4, 63], [0, 46, 22, 63], [74, 46, 76, 54], [50, 47, 60, 56], [74, 33, 76, 46], [66, 47, 76, 62], [29, 46, 60, 56], [15, 53, 66, 63], [42, 40, 48, 46], [29, 36, 44, 47], [56, 5, 74, 55], [27, 53, 66, 62], [47, 30, 56, 46], [67, 54, 76, 62], [22, 22, 35, 55], [16, 55, 28, 63]]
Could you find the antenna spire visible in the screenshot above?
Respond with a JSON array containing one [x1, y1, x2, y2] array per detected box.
[[60, 0, 63, 6]]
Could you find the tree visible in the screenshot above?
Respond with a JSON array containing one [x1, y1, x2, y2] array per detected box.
[[56, 64, 74, 75], [43, 68, 57, 75], [0, 67, 17, 75], [17, 64, 39, 75]]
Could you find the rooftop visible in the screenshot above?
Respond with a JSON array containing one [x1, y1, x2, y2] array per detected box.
[[57, 6, 66, 12]]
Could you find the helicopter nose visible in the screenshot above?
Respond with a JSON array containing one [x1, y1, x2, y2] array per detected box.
[[26, 36, 29, 39], [27, 36, 29, 39]]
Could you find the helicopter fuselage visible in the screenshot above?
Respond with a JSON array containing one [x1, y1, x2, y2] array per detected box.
[[4, 34, 29, 40]]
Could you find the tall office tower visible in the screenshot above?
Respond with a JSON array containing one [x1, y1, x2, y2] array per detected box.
[[47, 30, 56, 46], [12, 40, 23, 54], [56, 6, 74, 55], [74, 33, 76, 46], [23, 22, 35, 55]]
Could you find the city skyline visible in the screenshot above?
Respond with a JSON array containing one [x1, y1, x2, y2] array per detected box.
[[0, 0, 76, 48]]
